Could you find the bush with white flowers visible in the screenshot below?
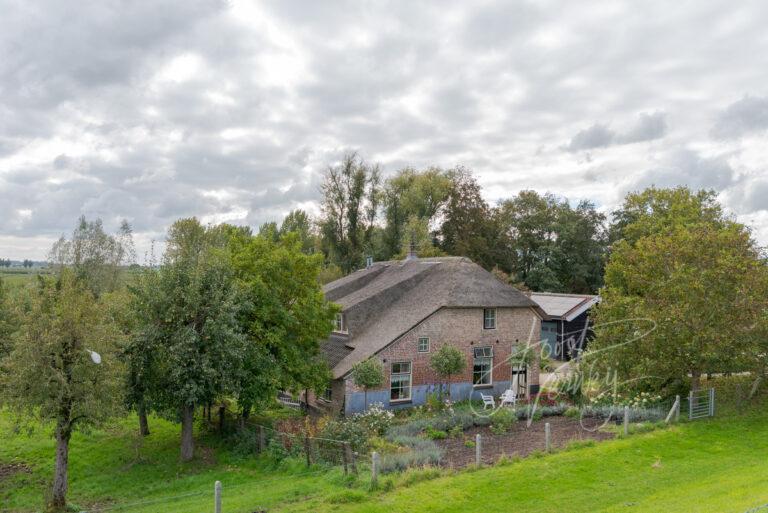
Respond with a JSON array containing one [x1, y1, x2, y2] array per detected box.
[[353, 402, 394, 435]]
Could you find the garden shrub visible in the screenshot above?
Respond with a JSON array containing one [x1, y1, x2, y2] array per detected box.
[[379, 447, 443, 473], [353, 402, 394, 435], [425, 426, 447, 440], [473, 416, 491, 427], [319, 419, 369, 453], [448, 425, 463, 438], [489, 408, 516, 433], [464, 438, 476, 448], [564, 406, 580, 418]]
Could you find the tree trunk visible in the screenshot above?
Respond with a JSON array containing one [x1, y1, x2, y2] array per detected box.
[[218, 404, 225, 433], [691, 370, 701, 394], [51, 420, 71, 511], [138, 400, 150, 436], [180, 404, 195, 461]]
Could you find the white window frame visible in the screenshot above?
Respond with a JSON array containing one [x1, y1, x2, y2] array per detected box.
[[483, 308, 496, 330], [334, 313, 348, 334], [390, 361, 412, 402], [417, 336, 430, 353], [473, 346, 494, 386]]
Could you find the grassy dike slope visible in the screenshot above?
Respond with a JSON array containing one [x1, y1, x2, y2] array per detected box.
[[284, 409, 768, 513]]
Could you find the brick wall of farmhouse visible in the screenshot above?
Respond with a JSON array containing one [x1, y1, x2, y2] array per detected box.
[[346, 307, 540, 395]]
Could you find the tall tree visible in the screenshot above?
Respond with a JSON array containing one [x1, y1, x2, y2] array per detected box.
[[0, 277, 16, 358], [226, 228, 336, 419], [439, 168, 503, 270], [0, 216, 131, 511], [609, 186, 725, 245], [382, 167, 453, 257], [589, 187, 764, 396], [319, 153, 381, 272], [48, 216, 135, 297], [279, 209, 316, 254], [130, 218, 245, 461], [498, 191, 607, 293]]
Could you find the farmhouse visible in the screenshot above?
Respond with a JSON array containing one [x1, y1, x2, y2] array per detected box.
[[319, 254, 545, 415], [530, 292, 599, 361]]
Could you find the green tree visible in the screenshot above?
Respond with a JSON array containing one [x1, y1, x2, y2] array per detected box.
[[280, 209, 316, 254], [0, 272, 125, 511], [498, 191, 606, 293], [589, 188, 764, 396], [48, 216, 135, 297], [319, 153, 382, 272], [439, 168, 503, 269], [609, 186, 725, 245], [430, 344, 466, 399], [382, 167, 453, 257], [351, 358, 384, 410], [226, 228, 336, 420], [130, 218, 246, 461], [0, 278, 16, 358]]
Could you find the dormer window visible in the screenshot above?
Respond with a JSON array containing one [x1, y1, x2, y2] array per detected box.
[[334, 313, 348, 334]]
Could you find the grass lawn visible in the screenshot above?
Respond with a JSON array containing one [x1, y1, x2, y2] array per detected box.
[[284, 408, 768, 513], [2, 386, 768, 512], [0, 414, 363, 513]]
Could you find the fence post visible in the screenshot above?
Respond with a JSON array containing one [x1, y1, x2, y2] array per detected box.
[[258, 425, 265, 453], [544, 422, 551, 452], [214, 480, 222, 513], [342, 443, 349, 475], [623, 406, 629, 436], [688, 391, 694, 420], [475, 434, 482, 466], [345, 442, 357, 475], [304, 434, 312, 467], [371, 451, 380, 487], [665, 396, 679, 424], [709, 388, 715, 417]]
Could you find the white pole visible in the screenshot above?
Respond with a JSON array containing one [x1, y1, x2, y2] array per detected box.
[[675, 395, 680, 422], [623, 406, 629, 436], [475, 434, 482, 466], [545, 422, 551, 452], [214, 481, 222, 513], [371, 451, 380, 487]]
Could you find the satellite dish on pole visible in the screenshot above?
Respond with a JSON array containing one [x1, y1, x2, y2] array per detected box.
[[86, 350, 102, 365]]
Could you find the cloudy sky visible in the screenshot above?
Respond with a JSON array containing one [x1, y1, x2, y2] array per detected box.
[[2, 0, 768, 260]]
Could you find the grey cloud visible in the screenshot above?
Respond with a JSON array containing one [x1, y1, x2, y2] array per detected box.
[[634, 149, 735, 191], [3, 0, 768, 258], [566, 112, 667, 152], [566, 123, 615, 152], [711, 95, 768, 139], [616, 111, 667, 143]]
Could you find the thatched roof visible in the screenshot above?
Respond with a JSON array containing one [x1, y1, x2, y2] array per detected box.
[[321, 257, 540, 379]]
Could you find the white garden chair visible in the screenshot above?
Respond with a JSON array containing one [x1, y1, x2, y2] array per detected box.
[[499, 389, 517, 407], [480, 393, 496, 409]]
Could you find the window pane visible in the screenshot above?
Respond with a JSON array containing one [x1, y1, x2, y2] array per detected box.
[[418, 337, 429, 352]]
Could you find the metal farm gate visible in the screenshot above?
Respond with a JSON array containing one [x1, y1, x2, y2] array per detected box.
[[687, 388, 715, 420]]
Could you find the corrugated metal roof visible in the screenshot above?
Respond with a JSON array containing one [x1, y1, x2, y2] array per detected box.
[[530, 292, 599, 322]]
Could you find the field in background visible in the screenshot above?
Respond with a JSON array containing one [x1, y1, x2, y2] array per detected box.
[[1, 379, 767, 513], [0, 268, 51, 287]]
